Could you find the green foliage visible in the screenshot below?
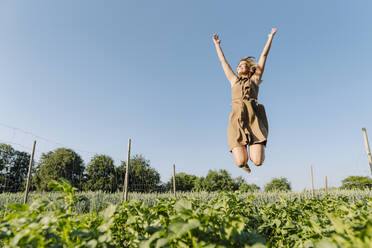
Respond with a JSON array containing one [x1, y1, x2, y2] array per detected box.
[[264, 177, 291, 192], [340, 176, 372, 190], [256, 196, 372, 247], [0, 143, 13, 171], [0, 178, 116, 247], [85, 155, 117, 192], [111, 193, 265, 247], [33, 148, 85, 191], [0, 188, 372, 247], [111, 193, 372, 247], [0, 143, 30, 193], [1, 189, 372, 214], [194, 169, 238, 191], [118, 155, 161, 193], [166, 172, 197, 192], [239, 183, 260, 192]]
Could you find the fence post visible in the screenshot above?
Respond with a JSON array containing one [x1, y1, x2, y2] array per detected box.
[[325, 176, 328, 195], [310, 165, 314, 197], [24, 140, 36, 204], [172, 164, 176, 198], [362, 128, 372, 175], [122, 139, 131, 202]]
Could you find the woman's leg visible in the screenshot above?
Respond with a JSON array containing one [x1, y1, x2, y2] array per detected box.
[[249, 144, 265, 166], [232, 146, 248, 167]]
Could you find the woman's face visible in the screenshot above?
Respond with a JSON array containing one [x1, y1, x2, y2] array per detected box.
[[237, 61, 249, 75]]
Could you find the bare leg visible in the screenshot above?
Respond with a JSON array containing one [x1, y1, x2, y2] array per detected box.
[[232, 146, 248, 167], [232, 146, 251, 173], [249, 144, 265, 166]]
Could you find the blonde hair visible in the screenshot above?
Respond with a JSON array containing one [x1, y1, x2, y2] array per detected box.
[[238, 56, 256, 78]]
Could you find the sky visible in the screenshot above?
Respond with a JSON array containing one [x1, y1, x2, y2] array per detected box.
[[0, 0, 371, 191]]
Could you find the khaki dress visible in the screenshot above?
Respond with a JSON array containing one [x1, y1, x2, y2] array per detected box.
[[227, 76, 268, 152]]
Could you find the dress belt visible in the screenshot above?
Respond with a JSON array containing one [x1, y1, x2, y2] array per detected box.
[[231, 98, 257, 103]]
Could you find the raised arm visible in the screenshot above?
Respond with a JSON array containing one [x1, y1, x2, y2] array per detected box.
[[255, 28, 277, 83], [213, 34, 238, 86]]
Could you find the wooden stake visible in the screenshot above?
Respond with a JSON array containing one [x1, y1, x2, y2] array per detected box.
[[172, 164, 176, 198], [325, 176, 328, 195], [361, 128, 372, 175], [122, 139, 131, 202], [24, 140, 36, 204], [310, 165, 314, 197]]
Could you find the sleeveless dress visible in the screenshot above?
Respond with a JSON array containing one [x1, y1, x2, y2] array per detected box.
[[227, 76, 268, 152]]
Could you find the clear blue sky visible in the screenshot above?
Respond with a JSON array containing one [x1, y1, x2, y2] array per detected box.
[[0, 0, 371, 190]]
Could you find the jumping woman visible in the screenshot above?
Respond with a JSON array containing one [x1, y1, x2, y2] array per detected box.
[[213, 28, 277, 173]]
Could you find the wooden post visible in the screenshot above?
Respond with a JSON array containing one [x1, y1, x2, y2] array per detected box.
[[310, 165, 314, 197], [24, 141, 36, 204], [361, 128, 372, 175], [122, 139, 131, 202], [325, 176, 328, 195], [172, 164, 176, 198]]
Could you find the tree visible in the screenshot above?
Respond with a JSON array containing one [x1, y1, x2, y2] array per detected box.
[[239, 183, 261, 192], [340, 176, 372, 190], [115, 164, 126, 191], [117, 154, 160, 193], [85, 155, 117, 192], [264, 177, 291, 192], [229, 176, 260, 192], [166, 172, 198, 192], [7, 150, 30, 192], [194, 169, 237, 191], [33, 148, 84, 191], [0, 143, 14, 192], [0, 143, 30, 192]]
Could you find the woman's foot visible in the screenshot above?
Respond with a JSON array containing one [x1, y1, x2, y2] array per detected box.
[[240, 163, 251, 173]]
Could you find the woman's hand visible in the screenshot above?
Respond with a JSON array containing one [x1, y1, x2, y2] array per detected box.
[[269, 28, 277, 37], [213, 33, 221, 45]]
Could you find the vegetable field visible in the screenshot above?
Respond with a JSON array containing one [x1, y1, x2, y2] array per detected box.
[[0, 181, 371, 247]]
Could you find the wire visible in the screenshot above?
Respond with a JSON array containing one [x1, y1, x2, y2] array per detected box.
[[0, 139, 31, 150], [0, 122, 94, 155], [0, 121, 123, 162]]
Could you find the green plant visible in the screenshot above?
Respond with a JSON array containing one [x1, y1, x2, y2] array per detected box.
[[0, 179, 116, 247]]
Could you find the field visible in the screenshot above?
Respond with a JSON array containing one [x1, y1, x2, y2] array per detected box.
[[0, 181, 371, 247]]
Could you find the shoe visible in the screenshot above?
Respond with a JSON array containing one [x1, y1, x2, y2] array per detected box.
[[241, 163, 251, 173]]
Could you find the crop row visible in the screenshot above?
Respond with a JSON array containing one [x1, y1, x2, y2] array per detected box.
[[1, 189, 372, 214], [0, 180, 371, 247]]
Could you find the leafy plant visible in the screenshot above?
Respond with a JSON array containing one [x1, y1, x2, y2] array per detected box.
[[0, 187, 371, 247], [0, 179, 116, 247]]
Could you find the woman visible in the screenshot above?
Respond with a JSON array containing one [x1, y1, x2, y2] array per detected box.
[[213, 28, 277, 173]]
